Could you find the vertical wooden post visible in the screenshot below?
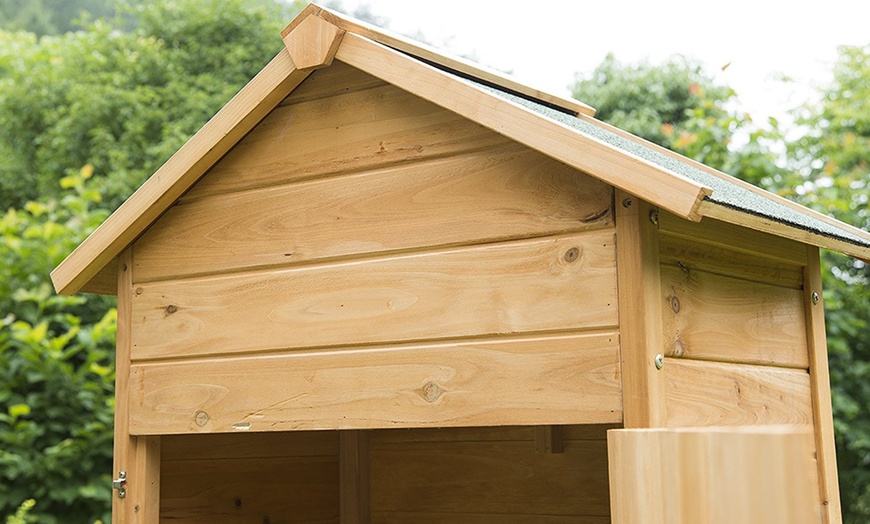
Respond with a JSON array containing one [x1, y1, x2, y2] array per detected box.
[[804, 246, 842, 524], [615, 190, 667, 428], [340, 430, 370, 524], [114, 248, 161, 524]]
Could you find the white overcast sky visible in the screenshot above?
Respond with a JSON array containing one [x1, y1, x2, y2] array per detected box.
[[333, 0, 870, 127]]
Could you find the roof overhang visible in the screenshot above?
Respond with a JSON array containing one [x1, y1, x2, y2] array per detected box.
[[50, 4, 870, 295]]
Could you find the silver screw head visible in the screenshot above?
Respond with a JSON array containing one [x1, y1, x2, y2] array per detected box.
[[654, 354, 665, 370], [812, 292, 820, 305]]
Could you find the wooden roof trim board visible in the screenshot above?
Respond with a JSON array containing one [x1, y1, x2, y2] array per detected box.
[[335, 32, 712, 222], [288, 4, 597, 118], [578, 114, 870, 259]]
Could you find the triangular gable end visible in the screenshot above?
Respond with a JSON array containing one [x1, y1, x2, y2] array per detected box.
[[51, 4, 870, 296]]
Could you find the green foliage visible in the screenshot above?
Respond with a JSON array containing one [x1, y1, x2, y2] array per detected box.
[[0, 0, 303, 210], [787, 44, 870, 524], [0, 167, 115, 523], [4, 499, 35, 524], [0, 0, 116, 36], [571, 54, 786, 188]]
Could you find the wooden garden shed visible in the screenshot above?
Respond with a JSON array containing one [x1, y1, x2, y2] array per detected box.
[[52, 5, 870, 523]]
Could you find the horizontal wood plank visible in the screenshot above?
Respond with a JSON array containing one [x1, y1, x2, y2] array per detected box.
[[186, 80, 511, 199], [335, 33, 711, 222], [280, 60, 386, 104], [129, 332, 622, 434], [659, 231, 804, 289], [370, 513, 609, 523], [664, 359, 813, 427], [131, 230, 617, 360], [658, 211, 808, 266], [369, 438, 610, 517], [161, 430, 337, 461], [661, 265, 808, 368], [134, 146, 613, 282], [369, 424, 617, 445], [160, 456, 338, 523]]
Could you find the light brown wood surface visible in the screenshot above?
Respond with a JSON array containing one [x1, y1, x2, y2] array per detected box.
[[608, 427, 820, 524], [184, 72, 512, 199], [699, 201, 870, 263], [134, 146, 613, 282], [51, 49, 310, 295], [128, 332, 622, 434], [615, 193, 667, 427], [804, 246, 843, 523], [658, 211, 808, 266], [664, 359, 813, 427], [335, 33, 711, 221], [279, 60, 386, 104], [113, 249, 162, 524], [131, 230, 618, 360], [369, 429, 611, 519], [661, 264, 808, 367], [281, 11, 345, 71], [659, 231, 804, 289]]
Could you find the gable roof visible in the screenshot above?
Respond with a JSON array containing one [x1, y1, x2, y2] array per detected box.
[[51, 3, 870, 295]]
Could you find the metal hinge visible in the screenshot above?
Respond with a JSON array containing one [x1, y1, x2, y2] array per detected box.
[[112, 471, 127, 499]]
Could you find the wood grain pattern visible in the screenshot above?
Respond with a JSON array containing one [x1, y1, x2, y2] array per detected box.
[[160, 456, 339, 523], [659, 211, 808, 266], [131, 231, 618, 360], [664, 359, 813, 427], [804, 246, 843, 523], [608, 427, 820, 524], [185, 79, 511, 199], [659, 231, 804, 289], [661, 265, 808, 368], [340, 431, 371, 524], [281, 12, 344, 71], [369, 513, 609, 523], [280, 60, 386, 104], [51, 50, 309, 295], [698, 201, 870, 263], [615, 193, 667, 428], [161, 430, 338, 461], [335, 33, 711, 221], [128, 332, 622, 434], [370, 424, 617, 444], [369, 438, 610, 517], [134, 146, 613, 282]]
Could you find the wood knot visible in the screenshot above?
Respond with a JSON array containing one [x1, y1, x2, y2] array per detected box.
[[564, 247, 580, 263], [194, 410, 209, 427], [165, 304, 178, 315], [422, 382, 441, 403], [670, 296, 681, 313]]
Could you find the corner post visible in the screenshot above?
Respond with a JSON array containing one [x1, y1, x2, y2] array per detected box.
[[114, 248, 161, 523], [615, 190, 667, 428], [804, 246, 842, 523]]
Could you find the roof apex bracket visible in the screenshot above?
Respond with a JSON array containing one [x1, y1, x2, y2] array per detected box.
[[281, 10, 345, 71]]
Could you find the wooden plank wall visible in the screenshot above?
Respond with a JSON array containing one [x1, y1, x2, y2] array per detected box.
[[128, 61, 621, 434], [657, 212, 813, 427], [160, 431, 339, 523], [158, 424, 613, 523]]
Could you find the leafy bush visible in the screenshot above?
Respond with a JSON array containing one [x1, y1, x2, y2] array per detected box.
[[0, 167, 115, 523]]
